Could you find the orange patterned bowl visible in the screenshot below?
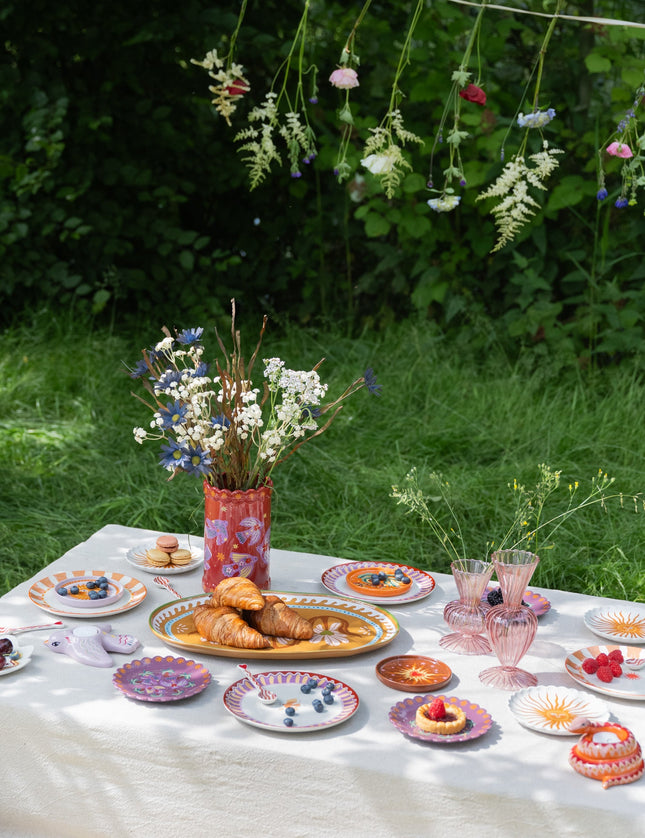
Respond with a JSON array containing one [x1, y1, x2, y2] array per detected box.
[[345, 567, 412, 598]]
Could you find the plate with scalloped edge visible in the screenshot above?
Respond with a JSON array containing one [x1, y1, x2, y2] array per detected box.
[[584, 605, 645, 644], [565, 644, 645, 700], [509, 685, 609, 735], [389, 694, 492, 744], [321, 561, 435, 604]]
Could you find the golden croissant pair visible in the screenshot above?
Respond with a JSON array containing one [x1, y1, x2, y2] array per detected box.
[[192, 576, 313, 649]]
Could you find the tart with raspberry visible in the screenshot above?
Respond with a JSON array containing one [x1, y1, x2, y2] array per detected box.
[[416, 698, 467, 734]]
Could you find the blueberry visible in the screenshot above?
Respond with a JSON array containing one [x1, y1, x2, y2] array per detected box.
[[69, 585, 79, 595], [307, 678, 318, 688], [300, 684, 311, 694], [96, 576, 108, 584], [370, 574, 380, 585], [401, 575, 411, 584], [322, 685, 332, 695], [57, 587, 68, 596], [88, 591, 99, 600], [394, 568, 403, 578], [86, 580, 96, 589], [284, 706, 296, 716], [99, 581, 109, 590], [323, 693, 335, 705], [312, 700, 324, 713], [283, 717, 294, 727], [378, 572, 387, 581], [97, 590, 107, 599]]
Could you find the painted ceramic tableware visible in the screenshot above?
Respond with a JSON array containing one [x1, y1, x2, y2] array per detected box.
[[0, 639, 34, 677], [126, 542, 204, 575], [223, 670, 359, 732], [29, 571, 147, 618], [388, 694, 492, 744], [52, 575, 124, 609], [149, 591, 399, 660], [321, 561, 435, 605], [376, 655, 452, 692], [113, 656, 211, 702], [584, 605, 645, 644], [509, 685, 610, 735], [565, 644, 645, 701], [482, 587, 551, 617]]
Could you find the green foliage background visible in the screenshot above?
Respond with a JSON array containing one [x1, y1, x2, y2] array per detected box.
[[1, 1, 645, 359]]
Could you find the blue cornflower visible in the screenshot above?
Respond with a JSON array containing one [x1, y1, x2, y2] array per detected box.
[[364, 367, 382, 396], [210, 414, 231, 429], [159, 439, 190, 470], [300, 405, 322, 420], [596, 188, 608, 202], [192, 362, 210, 378], [153, 369, 183, 393], [517, 108, 556, 129], [183, 445, 213, 476], [158, 400, 188, 429], [177, 327, 204, 346], [615, 196, 629, 209], [128, 359, 150, 379]]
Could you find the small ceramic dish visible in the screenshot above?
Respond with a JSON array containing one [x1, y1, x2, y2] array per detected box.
[[345, 567, 412, 598], [53, 575, 124, 609], [0, 636, 34, 676], [376, 655, 452, 692]]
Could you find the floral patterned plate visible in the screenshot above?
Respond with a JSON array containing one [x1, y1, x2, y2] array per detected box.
[[321, 561, 435, 604], [0, 644, 34, 677], [223, 670, 359, 732], [389, 694, 493, 744], [113, 656, 211, 702], [376, 655, 452, 692], [584, 605, 645, 644], [149, 591, 399, 660], [509, 685, 609, 735], [482, 587, 551, 617], [565, 644, 645, 700], [28, 570, 148, 618], [125, 541, 204, 575]]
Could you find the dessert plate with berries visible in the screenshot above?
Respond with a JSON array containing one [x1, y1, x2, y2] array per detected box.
[[321, 561, 435, 604], [508, 685, 610, 735], [223, 670, 360, 733], [388, 694, 493, 744], [565, 645, 645, 700], [28, 570, 147, 617], [482, 587, 551, 616], [584, 605, 645, 644]]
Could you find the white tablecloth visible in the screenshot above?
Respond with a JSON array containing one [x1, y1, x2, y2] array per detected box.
[[1, 525, 644, 838]]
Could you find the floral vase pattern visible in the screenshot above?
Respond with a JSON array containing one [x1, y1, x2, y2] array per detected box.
[[479, 549, 540, 690], [202, 481, 272, 592], [440, 558, 494, 655]]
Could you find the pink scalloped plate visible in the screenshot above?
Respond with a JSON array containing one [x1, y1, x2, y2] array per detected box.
[[389, 694, 493, 744], [113, 656, 211, 702], [321, 561, 435, 604]]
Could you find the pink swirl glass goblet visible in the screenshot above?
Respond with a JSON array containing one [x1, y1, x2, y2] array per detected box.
[[479, 549, 539, 690], [440, 558, 495, 655]]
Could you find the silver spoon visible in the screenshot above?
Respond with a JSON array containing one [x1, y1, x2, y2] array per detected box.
[[237, 663, 277, 704]]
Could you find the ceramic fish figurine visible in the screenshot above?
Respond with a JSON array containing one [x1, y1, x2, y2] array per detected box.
[[45, 623, 139, 667], [569, 717, 644, 789]]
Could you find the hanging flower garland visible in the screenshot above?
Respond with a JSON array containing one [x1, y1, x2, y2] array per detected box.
[[597, 75, 645, 209]]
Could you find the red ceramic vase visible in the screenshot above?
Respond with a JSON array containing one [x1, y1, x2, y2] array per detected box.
[[202, 480, 272, 592]]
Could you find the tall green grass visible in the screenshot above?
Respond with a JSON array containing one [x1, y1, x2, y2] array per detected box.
[[2, 309, 644, 601]]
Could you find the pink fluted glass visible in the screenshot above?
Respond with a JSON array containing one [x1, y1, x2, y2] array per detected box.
[[479, 549, 539, 690], [440, 559, 495, 655]]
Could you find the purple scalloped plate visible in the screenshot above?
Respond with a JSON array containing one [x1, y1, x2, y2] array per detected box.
[[389, 694, 493, 744], [223, 670, 359, 733], [113, 656, 211, 702], [482, 587, 551, 617], [321, 561, 435, 604]]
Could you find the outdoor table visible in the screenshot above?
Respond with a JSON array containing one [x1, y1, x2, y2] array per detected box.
[[2, 524, 644, 838]]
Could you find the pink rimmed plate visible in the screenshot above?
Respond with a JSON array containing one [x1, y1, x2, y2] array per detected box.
[[28, 570, 147, 617], [321, 561, 435, 604], [509, 685, 609, 735], [584, 605, 645, 644], [389, 694, 492, 744], [482, 587, 551, 617], [223, 670, 359, 733], [113, 656, 211, 702], [565, 644, 645, 700]]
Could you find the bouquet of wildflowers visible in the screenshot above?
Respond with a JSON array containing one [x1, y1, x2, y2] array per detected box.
[[128, 302, 380, 491]]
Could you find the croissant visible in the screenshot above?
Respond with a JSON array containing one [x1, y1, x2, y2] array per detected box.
[[211, 576, 265, 611], [244, 595, 314, 640], [193, 603, 271, 649]]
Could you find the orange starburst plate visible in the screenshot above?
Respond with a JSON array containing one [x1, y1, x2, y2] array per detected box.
[[375, 655, 452, 692]]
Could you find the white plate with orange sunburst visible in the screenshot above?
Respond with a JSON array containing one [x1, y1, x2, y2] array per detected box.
[[508, 685, 609, 735], [584, 605, 645, 644]]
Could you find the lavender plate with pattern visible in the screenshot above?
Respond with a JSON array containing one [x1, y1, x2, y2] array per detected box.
[[389, 694, 493, 744], [223, 670, 359, 733], [322, 561, 435, 604], [113, 656, 211, 702], [482, 587, 551, 617]]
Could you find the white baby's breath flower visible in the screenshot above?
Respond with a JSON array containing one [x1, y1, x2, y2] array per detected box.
[[133, 427, 147, 443]]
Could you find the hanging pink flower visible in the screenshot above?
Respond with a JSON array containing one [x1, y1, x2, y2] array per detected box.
[[224, 78, 251, 97], [329, 68, 359, 89], [459, 83, 486, 106], [606, 141, 633, 158]]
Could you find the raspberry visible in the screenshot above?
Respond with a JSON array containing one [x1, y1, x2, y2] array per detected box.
[[426, 698, 446, 720], [608, 650, 624, 664], [596, 665, 614, 683], [595, 653, 609, 666], [582, 657, 599, 674], [610, 662, 623, 677]]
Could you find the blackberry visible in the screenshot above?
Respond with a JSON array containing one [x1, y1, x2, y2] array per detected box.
[[487, 588, 504, 607]]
